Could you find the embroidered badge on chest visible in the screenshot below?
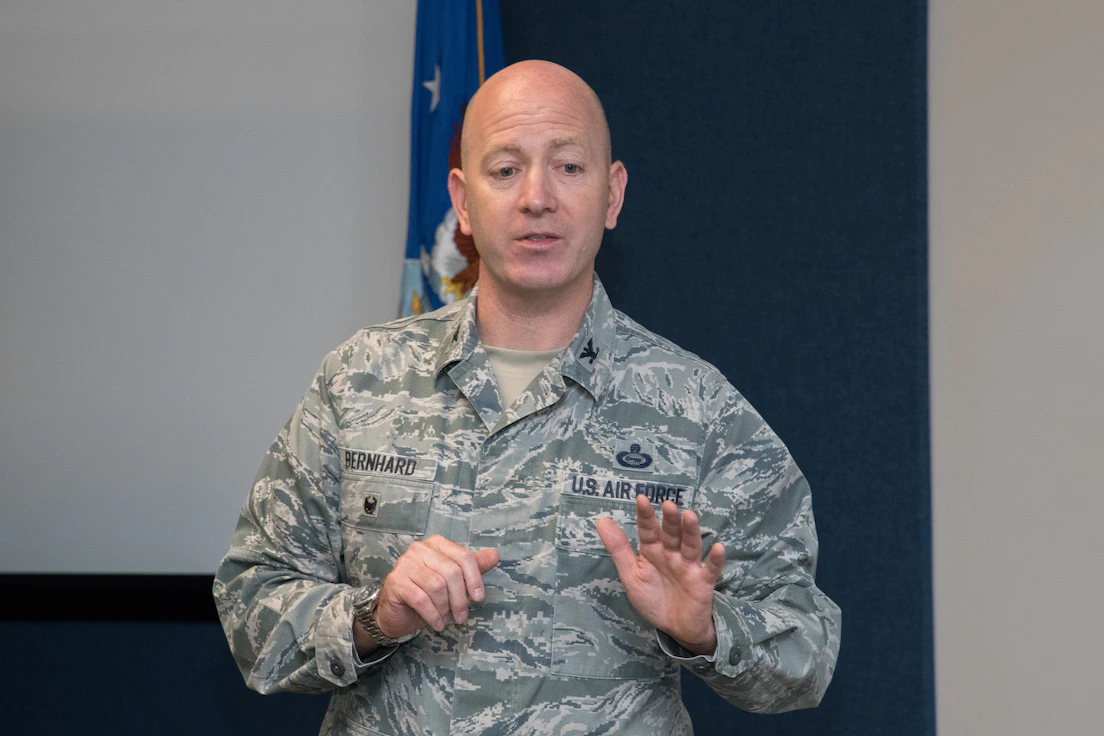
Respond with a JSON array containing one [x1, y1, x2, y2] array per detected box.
[[363, 494, 380, 517], [616, 443, 653, 470]]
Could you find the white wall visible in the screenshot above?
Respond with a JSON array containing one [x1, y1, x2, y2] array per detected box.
[[930, 1, 1104, 733], [0, 1, 415, 572]]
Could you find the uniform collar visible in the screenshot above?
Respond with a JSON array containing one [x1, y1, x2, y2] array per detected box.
[[557, 275, 615, 402], [434, 274, 615, 402], [434, 286, 483, 378]]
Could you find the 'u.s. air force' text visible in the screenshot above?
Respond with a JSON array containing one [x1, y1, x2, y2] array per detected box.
[[566, 473, 689, 507]]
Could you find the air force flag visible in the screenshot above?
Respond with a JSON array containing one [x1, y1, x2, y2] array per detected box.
[[399, 0, 504, 317]]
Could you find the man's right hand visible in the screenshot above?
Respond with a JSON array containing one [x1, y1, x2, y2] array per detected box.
[[356, 535, 499, 655]]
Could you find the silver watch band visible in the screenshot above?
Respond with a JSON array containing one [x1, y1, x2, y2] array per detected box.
[[353, 583, 419, 648]]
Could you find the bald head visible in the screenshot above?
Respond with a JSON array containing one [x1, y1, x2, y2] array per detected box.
[[460, 60, 611, 172]]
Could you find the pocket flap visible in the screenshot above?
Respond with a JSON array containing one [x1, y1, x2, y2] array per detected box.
[[555, 494, 642, 556], [341, 477, 434, 535]]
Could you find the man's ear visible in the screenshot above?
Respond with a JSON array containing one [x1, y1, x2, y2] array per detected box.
[[447, 168, 473, 236], [605, 161, 628, 230]]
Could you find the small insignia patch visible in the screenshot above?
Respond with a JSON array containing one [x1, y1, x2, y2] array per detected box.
[[616, 443, 653, 469], [579, 338, 599, 365], [363, 494, 379, 517]]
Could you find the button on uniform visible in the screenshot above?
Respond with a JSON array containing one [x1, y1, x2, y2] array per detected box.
[[330, 659, 345, 677]]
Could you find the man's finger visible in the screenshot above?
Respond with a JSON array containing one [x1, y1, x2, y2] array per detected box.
[[660, 500, 682, 552], [679, 509, 704, 563], [388, 575, 444, 632], [473, 548, 500, 601], [416, 564, 456, 629], [427, 537, 489, 607], [474, 548, 500, 574], [635, 494, 661, 545], [703, 542, 726, 584], [442, 563, 471, 625], [413, 544, 472, 625], [595, 517, 637, 581]]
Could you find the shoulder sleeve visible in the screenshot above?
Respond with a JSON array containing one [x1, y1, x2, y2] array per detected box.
[[212, 354, 392, 693], [678, 376, 842, 713]]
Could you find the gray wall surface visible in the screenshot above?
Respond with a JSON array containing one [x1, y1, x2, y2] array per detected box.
[[929, 1, 1104, 733], [0, 1, 413, 573]]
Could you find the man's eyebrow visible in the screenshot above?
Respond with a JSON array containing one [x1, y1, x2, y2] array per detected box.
[[480, 139, 587, 168], [548, 137, 584, 152], [480, 144, 524, 168]]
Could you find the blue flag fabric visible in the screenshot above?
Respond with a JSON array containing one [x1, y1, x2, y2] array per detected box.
[[399, 0, 504, 317]]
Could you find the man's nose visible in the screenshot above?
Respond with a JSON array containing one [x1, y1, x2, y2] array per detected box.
[[518, 168, 557, 214]]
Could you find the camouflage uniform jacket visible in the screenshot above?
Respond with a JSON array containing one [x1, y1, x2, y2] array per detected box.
[[214, 276, 841, 735]]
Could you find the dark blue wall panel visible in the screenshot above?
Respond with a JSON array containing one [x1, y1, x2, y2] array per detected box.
[[0, 622, 329, 734], [499, 1, 932, 734]]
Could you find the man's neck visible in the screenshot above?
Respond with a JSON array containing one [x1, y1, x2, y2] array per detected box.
[[475, 275, 592, 351]]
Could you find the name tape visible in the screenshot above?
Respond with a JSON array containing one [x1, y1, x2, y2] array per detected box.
[[340, 449, 437, 483]]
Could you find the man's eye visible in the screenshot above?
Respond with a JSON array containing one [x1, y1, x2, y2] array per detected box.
[[563, 163, 580, 174], [495, 167, 515, 178]]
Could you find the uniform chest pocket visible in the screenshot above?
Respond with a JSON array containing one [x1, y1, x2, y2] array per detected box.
[[341, 475, 434, 534], [340, 475, 435, 583], [550, 494, 670, 680]]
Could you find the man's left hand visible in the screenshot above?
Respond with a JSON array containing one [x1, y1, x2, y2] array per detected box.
[[596, 496, 725, 656]]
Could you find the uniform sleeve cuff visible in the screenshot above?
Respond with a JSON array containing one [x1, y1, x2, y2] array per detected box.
[[710, 590, 768, 678], [655, 629, 718, 663], [350, 630, 400, 672], [314, 588, 397, 687], [657, 592, 764, 677]]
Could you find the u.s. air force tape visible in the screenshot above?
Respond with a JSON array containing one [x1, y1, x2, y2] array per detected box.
[[564, 473, 691, 508]]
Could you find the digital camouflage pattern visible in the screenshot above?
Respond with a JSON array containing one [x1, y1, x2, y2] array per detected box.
[[214, 276, 841, 735]]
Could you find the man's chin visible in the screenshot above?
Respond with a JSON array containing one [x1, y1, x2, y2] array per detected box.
[[482, 268, 595, 301]]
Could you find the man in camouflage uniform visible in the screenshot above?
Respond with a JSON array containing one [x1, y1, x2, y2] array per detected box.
[[214, 60, 841, 735]]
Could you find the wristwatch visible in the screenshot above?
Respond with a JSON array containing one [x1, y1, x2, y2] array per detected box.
[[352, 583, 420, 648]]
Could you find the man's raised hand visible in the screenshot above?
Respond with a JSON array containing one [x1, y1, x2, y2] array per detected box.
[[596, 496, 725, 655]]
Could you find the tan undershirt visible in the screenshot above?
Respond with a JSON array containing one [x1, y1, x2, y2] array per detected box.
[[483, 344, 564, 408]]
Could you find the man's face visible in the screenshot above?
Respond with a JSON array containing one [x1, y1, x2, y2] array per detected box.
[[448, 70, 626, 301]]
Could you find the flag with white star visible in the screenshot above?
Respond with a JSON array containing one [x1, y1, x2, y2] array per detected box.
[[399, 0, 504, 317]]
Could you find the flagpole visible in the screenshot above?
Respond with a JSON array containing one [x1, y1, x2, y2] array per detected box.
[[477, 0, 485, 84]]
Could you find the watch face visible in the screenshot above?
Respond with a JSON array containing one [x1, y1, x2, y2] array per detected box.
[[355, 583, 382, 610]]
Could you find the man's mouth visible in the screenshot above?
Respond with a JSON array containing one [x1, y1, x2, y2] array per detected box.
[[518, 233, 559, 244]]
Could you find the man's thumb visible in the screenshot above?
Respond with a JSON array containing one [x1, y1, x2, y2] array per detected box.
[[475, 547, 500, 574]]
